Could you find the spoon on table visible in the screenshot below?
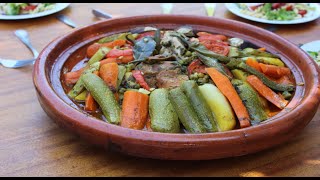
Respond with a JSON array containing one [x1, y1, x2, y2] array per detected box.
[[0, 29, 39, 69]]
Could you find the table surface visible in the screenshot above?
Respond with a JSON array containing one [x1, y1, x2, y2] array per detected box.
[[1, 3, 320, 177]]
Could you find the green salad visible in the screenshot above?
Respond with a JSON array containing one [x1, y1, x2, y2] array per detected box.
[[307, 51, 320, 65], [0, 3, 55, 15], [238, 3, 315, 21]]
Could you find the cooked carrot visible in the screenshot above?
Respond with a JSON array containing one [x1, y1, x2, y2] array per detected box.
[[102, 39, 126, 48], [106, 49, 133, 58], [246, 75, 289, 109], [120, 91, 149, 130], [84, 71, 99, 112], [99, 62, 118, 92], [246, 57, 262, 72], [205, 67, 251, 128], [259, 63, 291, 79], [86, 43, 102, 58], [100, 58, 118, 65], [118, 55, 134, 63], [64, 67, 85, 85], [84, 93, 98, 112], [268, 74, 295, 86], [258, 47, 266, 52]]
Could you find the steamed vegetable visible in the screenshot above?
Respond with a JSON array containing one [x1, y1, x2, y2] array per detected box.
[[181, 80, 218, 132], [82, 73, 121, 124], [246, 75, 289, 109], [120, 90, 149, 130], [199, 84, 236, 131], [206, 67, 251, 128], [149, 89, 180, 133], [169, 87, 206, 133]]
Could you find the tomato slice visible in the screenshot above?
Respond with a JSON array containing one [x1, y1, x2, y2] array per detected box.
[[197, 32, 228, 41], [187, 59, 206, 74], [200, 40, 229, 56], [22, 5, 37, 11]]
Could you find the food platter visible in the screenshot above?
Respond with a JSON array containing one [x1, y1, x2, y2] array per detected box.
[[33, 15, 320, 160], [225, 3, 320, 24], [0, 3, 70, 20]]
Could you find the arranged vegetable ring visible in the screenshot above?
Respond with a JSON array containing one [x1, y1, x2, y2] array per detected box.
[[62, 26, 296, 134]]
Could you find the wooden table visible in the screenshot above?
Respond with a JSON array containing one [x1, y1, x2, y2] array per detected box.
[[1, 3, 320, 177]]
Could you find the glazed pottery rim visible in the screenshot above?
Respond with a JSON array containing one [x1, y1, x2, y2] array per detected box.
[[33, 15, 320, 143]]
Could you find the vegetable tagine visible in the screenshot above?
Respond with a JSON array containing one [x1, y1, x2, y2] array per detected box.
[[61, 26, 296, 133]]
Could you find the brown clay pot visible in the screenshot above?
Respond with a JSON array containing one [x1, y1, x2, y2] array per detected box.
[[33, 15, 320, 160]]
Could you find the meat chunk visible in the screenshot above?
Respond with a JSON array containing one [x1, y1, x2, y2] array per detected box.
[[156, 69, 189, 89], [135, 61, 178, 76]]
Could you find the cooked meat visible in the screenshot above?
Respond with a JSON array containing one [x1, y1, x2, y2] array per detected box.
[[156, 69, 189, 89], [135, 61, 178, 76]]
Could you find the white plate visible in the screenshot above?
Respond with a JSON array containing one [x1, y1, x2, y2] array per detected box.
[[225, 3, 320, 24], [300, 40, 320, 52], [0, 3, 71, 20]]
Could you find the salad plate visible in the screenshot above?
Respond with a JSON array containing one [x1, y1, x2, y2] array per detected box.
[[225, 3, 320, 24], [300, 40, 320, 66], [0, 3, 70, 20]]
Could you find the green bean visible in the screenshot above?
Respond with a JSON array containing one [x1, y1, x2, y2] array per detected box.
[[82, 73, 121, 124]]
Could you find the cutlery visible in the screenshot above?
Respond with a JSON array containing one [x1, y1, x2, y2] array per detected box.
[[204, 3, 217, 17], [0, 29, 39, 68], [56, 14, 78, 28], [161, 3, 173, 14], [92, 9, 113, 19]]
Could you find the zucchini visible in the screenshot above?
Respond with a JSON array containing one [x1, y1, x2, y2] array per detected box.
[[231, 69, 249, 81], [168, 87, 206, 133], [198, 84, 236, 131], [117, 65, 127, 90], [231, 79, 268, 125], [181, 80, 218, 132], [149, 89, 180, 133], [82, 73, 121, 124]]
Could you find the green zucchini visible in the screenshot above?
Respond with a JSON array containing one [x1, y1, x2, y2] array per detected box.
[[82, 73, 121, 124], [168, 87, 206, 133], [231, 69, 249, 81], [149, 89, 180, 133], [181, 80, 218, 132], [231, 79, 268, 125]]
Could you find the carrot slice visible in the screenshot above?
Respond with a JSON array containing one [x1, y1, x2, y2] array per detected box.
[[246, 75, 288, 109], [99, 62, 118, 92], [246, 57, 262, 72], [84, 71, 99, 111], [64, 67, 85, 85], [258, 47, 266, 52], [120, 91, 149, 130], [205, 67, 251, 128], [100, 58, 118, 65], [102, 39, 126, 48], [259, 63, 291, 79], [86, 43, 102, 58]]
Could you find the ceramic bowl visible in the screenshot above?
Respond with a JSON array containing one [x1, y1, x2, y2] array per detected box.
[[33, 15, 320, 160]]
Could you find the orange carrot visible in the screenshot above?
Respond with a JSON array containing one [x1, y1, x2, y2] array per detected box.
[[86, 43, 102, 58], [63, 67, 85, 85], [246, 57, 262, 72], [101, 39, 126, 48], [99, 62, 118, 92], [259, 63, 291, 79], [118, 55, 134, 63], [84, 71, 99, 112], [100, 58, 118, 65], [205, 67, 251, 128], [258, 47, 266, 51], [84, 93, 98, 112], [246, 75, 288, 109], [120, 91, 149, 130]]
